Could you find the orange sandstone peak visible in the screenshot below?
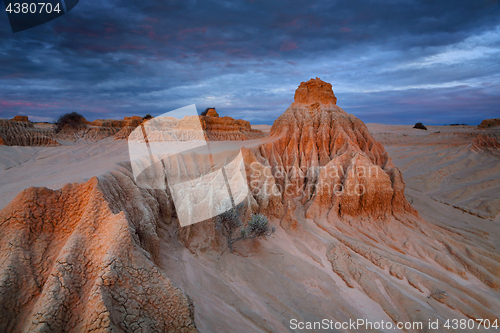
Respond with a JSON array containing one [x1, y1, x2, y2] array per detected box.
[[294, 77, 337, 105], [247, 78, 417, 221]]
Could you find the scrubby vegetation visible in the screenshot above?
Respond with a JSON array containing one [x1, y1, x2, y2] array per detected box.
[[54, 112, 87, 133], [143, 114, 153, 120], [413, 122, 427, 130], [215, 202, 275, 253]]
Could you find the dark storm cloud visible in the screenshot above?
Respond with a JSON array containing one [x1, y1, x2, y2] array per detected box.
[[0, 0, 499, 124]]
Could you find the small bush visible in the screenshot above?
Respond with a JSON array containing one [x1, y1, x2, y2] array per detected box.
[[143, 114, 153, 120], [247, 214, 274, 238], [413, 122, 427, 130], [215, 202, 275, 253], [54, 112, 87, 133]]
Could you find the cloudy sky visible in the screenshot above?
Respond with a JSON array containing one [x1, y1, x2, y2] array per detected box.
[[0, 0, 499, 125]]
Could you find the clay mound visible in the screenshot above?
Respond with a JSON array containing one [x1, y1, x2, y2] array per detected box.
[[245, 78, 414, 220], [478, 118, 500, 129], [113, 127, 137, 140], [0, 175, 197, 332], [0, 119, 59, 146]]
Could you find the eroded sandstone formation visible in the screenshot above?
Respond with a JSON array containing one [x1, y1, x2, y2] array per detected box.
[[128, 110, 265, 142], [201, 108, 219, 117], [11, 115, 30, 122], [245, 77, 416, 220], [201, 114, 264, 140], [0, 174, 197, 332], [57, 116, 144, 141], [0, 119, 59, 146]]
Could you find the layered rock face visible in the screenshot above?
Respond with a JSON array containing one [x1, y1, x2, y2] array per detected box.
[[91, 116, 143, 128], [246, 78, 415, 220], [111, 117, 146, 140], [0, 120, 59, 146], [201, 114, 264, 140]]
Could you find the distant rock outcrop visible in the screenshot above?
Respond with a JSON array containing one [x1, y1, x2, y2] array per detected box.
[[478, 118, 500, 128], [112, 116, 145, 140], [11, 115, 29, 122], [201, 108, 219, 117], [92, 116, 143, 128], [131, 110, 265, 142], [201, 114, 264, 140], [0, 119, 59, 146], [58, 116, 144, 141]]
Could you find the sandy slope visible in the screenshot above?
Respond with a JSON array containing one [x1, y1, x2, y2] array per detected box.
[[0, 136, 275, 210], [367, 124, 500, 222], [1, 123, 499, 332], [0, 138, 129, 209]]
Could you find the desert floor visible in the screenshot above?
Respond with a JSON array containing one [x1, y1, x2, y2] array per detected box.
[[1, 124, 499, 332]]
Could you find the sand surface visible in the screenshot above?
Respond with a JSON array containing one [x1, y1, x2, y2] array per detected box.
[[0, 139, 129, 209], [367, 124, 500, 222]]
